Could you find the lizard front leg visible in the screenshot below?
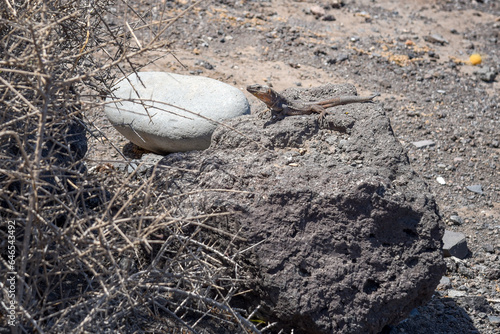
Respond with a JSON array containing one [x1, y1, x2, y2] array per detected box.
[[271, 109, 286, 121]]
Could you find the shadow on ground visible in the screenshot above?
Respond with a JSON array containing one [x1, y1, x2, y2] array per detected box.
[[382, 295, 479, 334]]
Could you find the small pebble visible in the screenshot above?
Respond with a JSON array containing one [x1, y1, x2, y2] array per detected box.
[[337, 54, 349, 62], [482, 244, 495, 253], [448, 289, 466, 298], [449, 215, 464, 225], [412, 140, 436, 148], [438, 276, 451, 289], [309, 5, 326, 17], [474, 67, 497, 82], [488, 315, 500, 325], [424, 34, 449, 45], [485, 268, 500, 280], [127, 162, 138, 174], [466, 184, 483, 195], [323, 14, 336, 21]]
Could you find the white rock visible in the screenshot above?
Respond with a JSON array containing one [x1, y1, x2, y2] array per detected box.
[[436, 176, 446, 185], [411, 140, 435, 148], [447, 289, 466, 298], [105, 72, 250, 154]]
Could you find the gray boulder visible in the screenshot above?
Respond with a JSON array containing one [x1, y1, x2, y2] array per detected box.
[[105, 72, 250, 154], [155, 83, 445, 333]]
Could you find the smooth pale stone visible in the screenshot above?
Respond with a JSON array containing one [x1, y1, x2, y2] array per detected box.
[[105, 72, 250, 154]]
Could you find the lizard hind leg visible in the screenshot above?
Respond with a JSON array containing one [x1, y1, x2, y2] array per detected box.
[[311, 105, 328, 127]]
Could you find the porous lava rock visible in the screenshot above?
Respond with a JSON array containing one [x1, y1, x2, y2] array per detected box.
[[156, 84, 445, 333]]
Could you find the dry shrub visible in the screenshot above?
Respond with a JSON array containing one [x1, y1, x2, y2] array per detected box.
[[0, 1, 262, 332]]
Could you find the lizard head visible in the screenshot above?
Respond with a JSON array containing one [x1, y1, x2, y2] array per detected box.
[[246, 84, 276, 108]]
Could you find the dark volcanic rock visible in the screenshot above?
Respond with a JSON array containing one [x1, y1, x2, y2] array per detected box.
[[156, 84, 446, 334]]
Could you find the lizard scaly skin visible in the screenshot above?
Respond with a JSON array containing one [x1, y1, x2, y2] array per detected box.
[[246, 84, 380, 120]]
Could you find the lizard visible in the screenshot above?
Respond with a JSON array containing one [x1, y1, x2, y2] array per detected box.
[[246, 84, 380, 121]]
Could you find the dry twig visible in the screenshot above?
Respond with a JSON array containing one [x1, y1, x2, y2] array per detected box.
[[0, 1, 262, 333]]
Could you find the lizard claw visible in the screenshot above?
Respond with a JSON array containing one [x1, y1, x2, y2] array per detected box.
[[317, 111, 328, 128]]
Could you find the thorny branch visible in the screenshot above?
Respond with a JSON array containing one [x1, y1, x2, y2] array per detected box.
[[0, 1, 264, 333]]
